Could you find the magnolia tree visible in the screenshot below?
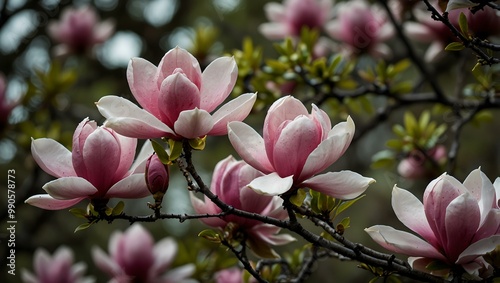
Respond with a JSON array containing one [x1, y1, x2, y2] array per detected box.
[[2, 0, 500, 282]]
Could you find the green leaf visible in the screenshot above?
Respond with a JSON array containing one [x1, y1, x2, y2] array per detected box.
[[112, 201, 125, 216], [188, 136, 206, 150], [74, 222, 93, 233], [151, 139, 169, 164], [168, 139, 183, 161], [69, 208, 88, 219], [336, 195, 365, 215], [198, 229, 221, 243], [418, 111, 430, 131], [290, 189, 307, 207], [445, 42, 464, 51], [458, 12, 469, 37], [404, 112, 418, 136]]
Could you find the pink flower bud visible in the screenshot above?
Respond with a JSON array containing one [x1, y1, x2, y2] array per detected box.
[[145, 154, 170, 196]]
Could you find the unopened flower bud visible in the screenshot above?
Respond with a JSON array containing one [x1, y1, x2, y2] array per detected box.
[[145, 154, 169, 204]]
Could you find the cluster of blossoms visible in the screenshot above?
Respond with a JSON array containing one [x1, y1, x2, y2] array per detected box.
[[22, 224, 195, 283]]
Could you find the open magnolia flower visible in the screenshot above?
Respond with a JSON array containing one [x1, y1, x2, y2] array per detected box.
[[96, 46, 256, 140], [325, 0, 394, 58], [366, 168, 500, 277], [92, 224, 195, 283], [259, 0, 333, 40], [22, 246, 94, 283], [25, 118, 153, 210], [191, 156, 295, 258], [228, 96, 374, 198], [47, 5, 114, 56]]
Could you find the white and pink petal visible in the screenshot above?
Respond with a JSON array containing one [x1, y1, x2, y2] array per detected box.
[[302, 171, 374, 199]]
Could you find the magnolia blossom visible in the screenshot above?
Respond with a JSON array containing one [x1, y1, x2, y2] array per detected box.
[[191, 156, 295, 257], [25, 118, 153, 210], [325, 0, 394, 57], [405, 3, 500, 62], [366, 169, 500, 276], [21, 246, 94, 283], [145, 154, 170, 196], [259, 0, 333, 39], [92, 224, 195, 283], [214, 267, 245, 283], [97, 47, 256, 140], [228, 96, 374, 198], [0, 74, 18, 132], [397, 145, 447, 179], [47, 6, 114, 56]]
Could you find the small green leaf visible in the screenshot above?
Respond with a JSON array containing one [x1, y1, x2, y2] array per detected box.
[[188, 136, 206, 150], [69, 208, 88, 219], [290, 189, 307, 207], [458, 12, 469, 37], [336, 195, 365, 215], [168, 139, 183, 161], [112, 201, 125, 216], [74, 222, 93, 233], [151, 139, 169, 164], [198, 229, 221, 243], [445, 42, 465, 51]]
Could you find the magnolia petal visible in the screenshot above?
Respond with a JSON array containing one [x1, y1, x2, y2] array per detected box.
[[444, 193, 481, 262], [263, 2, 285, 22], [301, 116, 355, 179], [325, 20, 342, 41], [253, 224, 295, 246], [425, 41, 446, 63], [25, 194, 85, 210], [162, 264, 196, 283], [105, 173, 149, 199], [96, 96, 174, 138], [173, 108, 214, 139], [248, 173, 294, 196], [127, 57, 161, 117], [151, 238, 177, 275], [365, 225, 446, 260], [31, 138, 76, 178], [129, 140, 154, 174], [227, 121, 274, 173], [457, 235, 500, 264], [200, 57, 238, 112], [403, 23, 435, 42], [259, 22, 289, 40], [302, 171, 374, 199], [392, 186, 437, 246], [43, 177, 98, 199], [91, 247, 122, 277], [446, 0, 476, 11], [209, 93, 257, 136], [157, 47, 201, 89], [189, 193, 226, 227], [408, 257, 450, 276], [463, 168, 496, 220], [113, 133, 137, 179]]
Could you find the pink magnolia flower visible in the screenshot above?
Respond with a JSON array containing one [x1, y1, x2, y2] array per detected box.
[[397, 145, 447, 179], [214, 267, 245, 283], [325, 0, 394, 58], [259, 0, 333, 39], [21, 246, 94, 283], [25, 118, 153, 210], [92, 224, 195, 283], [96, 47, 256, 140], [0, 74, 18, 132], [228, 96, 374, 197], [405, 3, 500, 62], [47, 6, 114, 56], [191, 156, 295, 256], [366, 168, 500, 277]]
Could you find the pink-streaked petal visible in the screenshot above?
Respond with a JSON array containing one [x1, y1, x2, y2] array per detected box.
[[158, 72, 201, 127], [444, 193, 480, 262], [156, 46, 201, 89], [151, 237, 177, 274], [91, 247, 122, 277], [31, 138, 76, 178], [93, 20, 115, 42], [263, 2, 285, 22], [303, 171, 374, 199], [259, 23, 289, 40], [248, 173, 294, 196], [25, 194, 86, 210], [408, 257, 450, 276], [173, 108, 214, 139], [474, 209, 500, 240], [240, 186, 273, 216], [311, 104, 331, 140], [129, 140, 154, 174], [457, 235, 500, 264], [272, 116, 321, 177], [97, 96, 174, 139], [391, 186, 438, 246], [72, 118, 97, 178], [34, 249, 51, 279], [127, 57, 161, 117], [112, 132, 137, 178], [190, 193, 226, 227], [463, 168, 496, 220], [365, 225, 446, 260], [83, 127, 121, 191], [227, 121, 274, 173], [105, 174, 149, 199], [42, 177, 98, 200], [301, 116, 355, 179], [208, 93, 257, 136], [200, 56, 238, 112], [252, 224, 295, 245]]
